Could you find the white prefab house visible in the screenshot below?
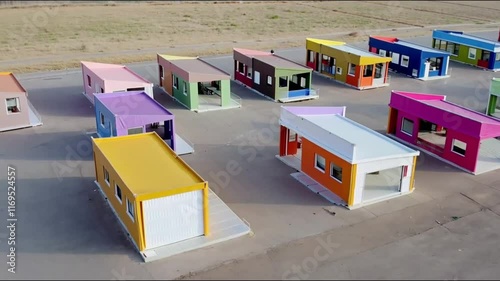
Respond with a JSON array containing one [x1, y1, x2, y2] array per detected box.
[[277, 106, 421, 209]]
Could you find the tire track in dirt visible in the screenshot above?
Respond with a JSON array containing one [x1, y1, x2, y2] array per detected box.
[[439, 1, 500, 12], [365, 1, 492, 24], [294, 2, 425, 28]]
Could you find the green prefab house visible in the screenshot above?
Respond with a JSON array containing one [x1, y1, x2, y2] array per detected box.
[[157, 54, 241, 113], [487, 77, 500, 119]]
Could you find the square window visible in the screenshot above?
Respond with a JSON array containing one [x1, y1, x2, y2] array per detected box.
[[330, 162, 343, 183], [238, 62, 244, 74], [6, 97, 20, 114], [173, 75, 178, 89], [247, 67, 253, 78], [87, 75, 91, 87], [452, 139, 467, 156], [103, 167, 110, 186], [378, 49, 387, 57], [115, 184, 122, 203], [496, 52, 500, 61], [267, 76, 272, 85], [401, 55, 410, 67], [401, 118, 414, 136], [279, 76, 288, 88], [127, 127, 143, 135], [315, 154, 326, 172], [126, 198, 135, 221], [348, 63, 356, 76], [300, 77, 306, 88], [336, 67, 342, 75], [363, 65, 373, 77], [468, 48, 476, 60], [100, 113, 105, 127], [254, 71, 260, 84], [391, 52, 400, 64]]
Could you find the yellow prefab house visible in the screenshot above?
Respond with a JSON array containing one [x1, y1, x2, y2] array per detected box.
[[306, 38, 392, 90], [92, 132, 210, 256]]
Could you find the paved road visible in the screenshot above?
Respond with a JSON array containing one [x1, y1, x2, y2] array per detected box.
[[0, 30, 499, 280]]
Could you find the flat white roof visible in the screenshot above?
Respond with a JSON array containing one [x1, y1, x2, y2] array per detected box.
[[280, 109, 419, 163]]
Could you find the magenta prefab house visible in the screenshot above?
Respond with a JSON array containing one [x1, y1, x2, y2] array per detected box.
[[233, 48, 318, 103], [0, 72, 42, 132], [387, 90, 500, 175], [81, 61, 154, 104], [93, 91, 194, 155]]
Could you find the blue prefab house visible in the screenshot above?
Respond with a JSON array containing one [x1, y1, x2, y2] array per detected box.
[[431, 30, 500, 71], [368, 36, 451, 80]]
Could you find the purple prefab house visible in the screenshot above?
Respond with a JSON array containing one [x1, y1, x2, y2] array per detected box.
[[94, 91, 194, 155]]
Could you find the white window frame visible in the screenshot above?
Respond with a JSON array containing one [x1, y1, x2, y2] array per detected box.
[[173, 75, 178, 89], [183, 81, 187, 95], [103, 167, 110, 186], [100, 112, 105, 128], [496, 52, 500, 61], [315, 154, 326, 173], [254, 71, 260, 84], [5, 97, 21, 114], [451, 139, 467, 156], [401, 55, 410, 68], [309, 50, 314, 63], [348, 63, 356, 76], [247, 66, 252, 78], [391, 52, 400, 64], [336, 67, 342, 75], [267, 76, 272, 85], [401, 118, 414, 136], [468, 48, 476, 60], [330, 162, 343, 183], [115, 183, 122, 204], [126, 198, 135, 221], [378, 49, 387, 57], [127, 127, 143, 135]]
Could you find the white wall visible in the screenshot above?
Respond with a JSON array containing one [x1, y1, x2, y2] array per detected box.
[[353, 156, 415, 206]]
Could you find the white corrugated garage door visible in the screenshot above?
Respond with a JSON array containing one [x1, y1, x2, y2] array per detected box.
[[142, 190, 204, 250]]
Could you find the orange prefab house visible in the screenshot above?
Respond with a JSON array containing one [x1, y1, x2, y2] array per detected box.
[[277, 106, 420, 209], [306, 38, 392, 90]]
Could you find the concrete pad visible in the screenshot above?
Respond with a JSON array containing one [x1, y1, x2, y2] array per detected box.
[[27, 101, 43, 127], [290, 172, 347, 206], [173, 133, 194, 155], [276, 155, 301, 171], [195, 94, 242, 113]]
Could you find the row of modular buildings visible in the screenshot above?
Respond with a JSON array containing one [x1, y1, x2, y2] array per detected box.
[[79, 61, 251, 262], [2, 28, 499, 263]]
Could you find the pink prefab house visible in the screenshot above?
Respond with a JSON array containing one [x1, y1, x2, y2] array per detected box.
[[0, 72, 42, 132], [387, 90, 500, 175], [81, 61, 154, 104]]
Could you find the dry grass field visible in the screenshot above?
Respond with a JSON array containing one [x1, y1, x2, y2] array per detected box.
[[1, 1, 500, 73]]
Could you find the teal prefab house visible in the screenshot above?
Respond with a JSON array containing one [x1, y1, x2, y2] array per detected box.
[[487, 77, 500, 119]]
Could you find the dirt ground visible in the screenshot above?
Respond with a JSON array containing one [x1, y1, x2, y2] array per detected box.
[[1, 1, 500, 73]]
